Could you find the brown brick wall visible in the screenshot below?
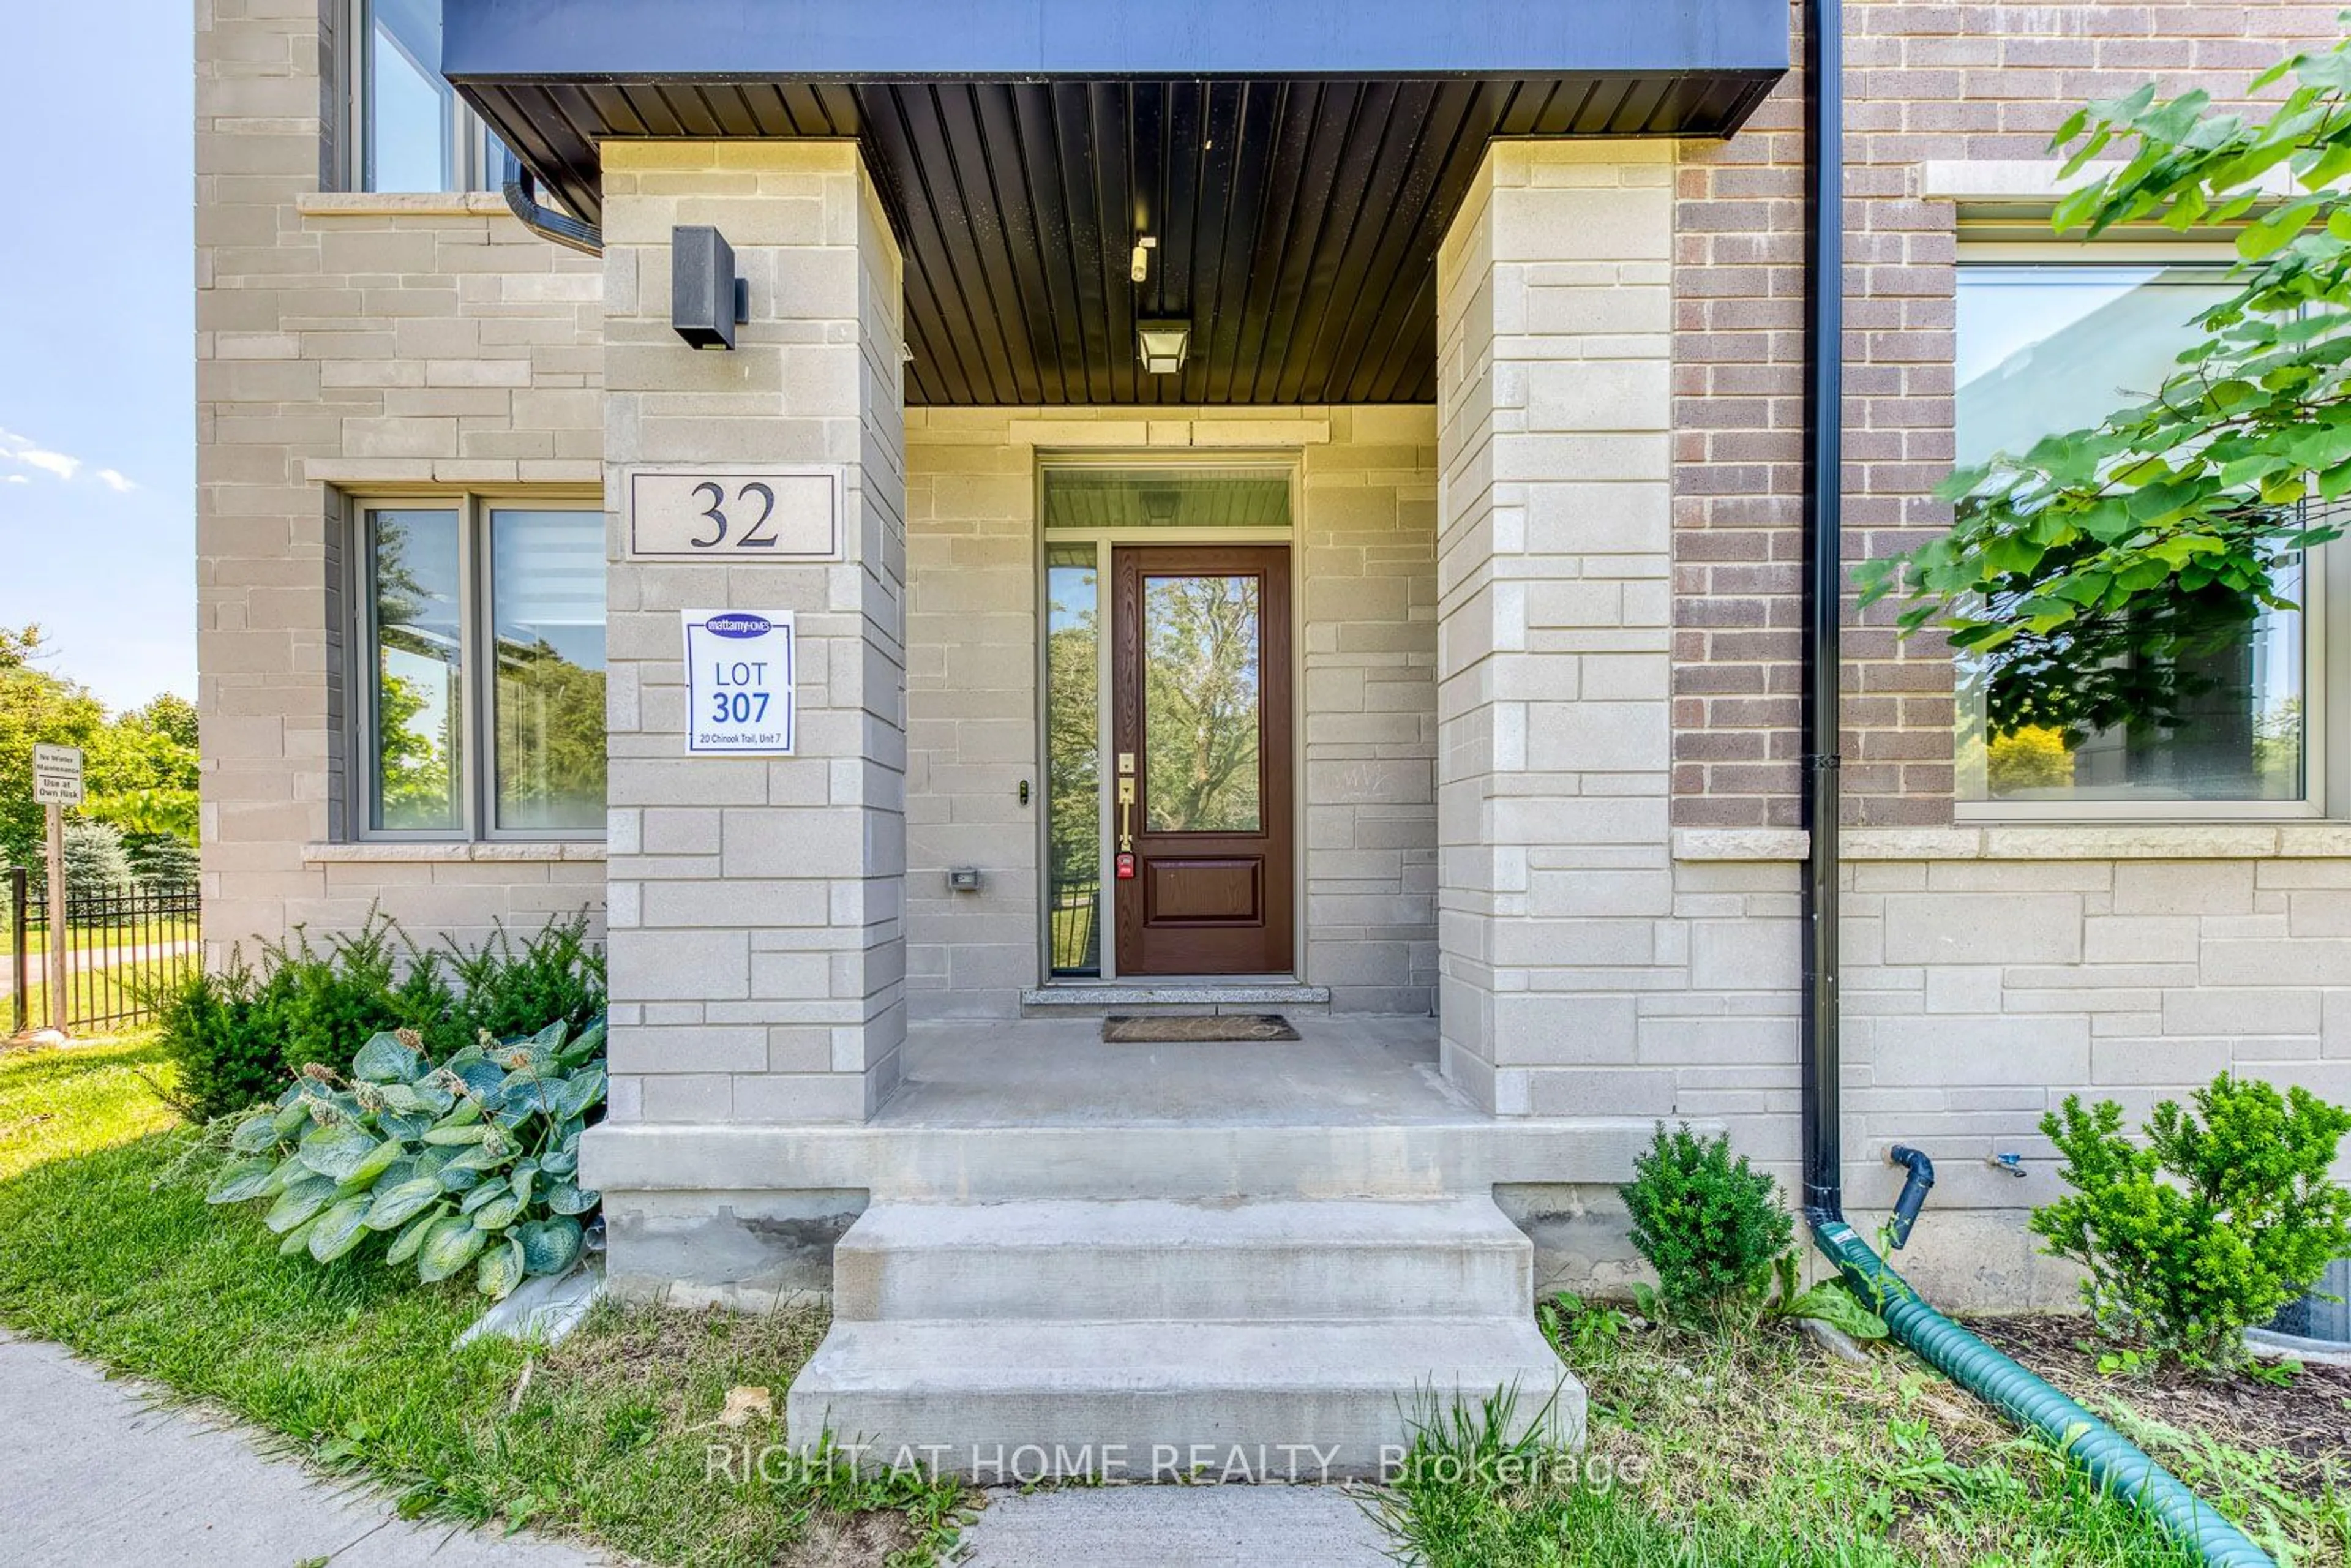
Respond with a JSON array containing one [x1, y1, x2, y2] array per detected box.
[[1670, 0, 2349, 829]]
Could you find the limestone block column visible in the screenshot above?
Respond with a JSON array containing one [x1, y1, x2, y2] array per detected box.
[[601, 143, 908, 1125], [1434, 143, 1676, 1117]]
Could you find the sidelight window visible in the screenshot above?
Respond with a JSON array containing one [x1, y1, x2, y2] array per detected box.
[[1044, 544, 1102, 975]]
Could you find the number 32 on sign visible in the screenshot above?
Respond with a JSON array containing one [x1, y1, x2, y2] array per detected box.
[[681, 609, 795, 755]]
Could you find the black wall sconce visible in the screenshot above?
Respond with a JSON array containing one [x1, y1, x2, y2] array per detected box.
[[672, 225, 749, 350]]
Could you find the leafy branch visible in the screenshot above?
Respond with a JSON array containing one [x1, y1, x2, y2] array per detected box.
[[1857, 26, 2351, 740]]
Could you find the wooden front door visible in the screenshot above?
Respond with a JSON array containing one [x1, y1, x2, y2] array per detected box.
[[1111, 546, 1294, 976]]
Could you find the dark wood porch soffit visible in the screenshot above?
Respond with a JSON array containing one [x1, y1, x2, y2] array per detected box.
[[445, 0, 1788, 406]]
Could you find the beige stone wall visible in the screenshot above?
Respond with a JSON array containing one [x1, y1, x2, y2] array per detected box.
[[599, 141, 910, 1128], [1582, 829, 2351, 1250], [197, 0, 605, 960], [200, 5, 2351, 1320], [1422, 136, 2351, 1302], [1299, 410, 1442, 1015], [901, 407, 1440, 1018], [1485, 828, 2351, 1308], [897, 414, 1036, 1018], [1435, 141, 1678, 1114]]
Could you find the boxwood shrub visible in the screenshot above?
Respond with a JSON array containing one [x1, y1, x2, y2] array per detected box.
[[154, 910, 604, 1122]]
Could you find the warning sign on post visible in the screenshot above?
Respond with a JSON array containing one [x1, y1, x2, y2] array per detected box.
[[681, 609, 796, 755], [32, 743, 83, 805]]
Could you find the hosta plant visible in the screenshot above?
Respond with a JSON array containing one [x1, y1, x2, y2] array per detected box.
[[206, 1018, 607, 1301]]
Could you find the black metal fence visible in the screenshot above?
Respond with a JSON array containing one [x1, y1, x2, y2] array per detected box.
[[1049, 878, 1101, 976], [7, 868, 201, 1036]]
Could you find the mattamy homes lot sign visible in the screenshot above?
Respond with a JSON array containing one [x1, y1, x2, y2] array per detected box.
[[681, 610, 796, 755]]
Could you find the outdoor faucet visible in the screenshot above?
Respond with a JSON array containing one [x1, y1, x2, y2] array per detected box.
[[1987, 1152, 2028, 1179]]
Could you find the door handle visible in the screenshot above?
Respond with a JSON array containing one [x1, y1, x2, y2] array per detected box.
[[1117, 776, 1135, 852]]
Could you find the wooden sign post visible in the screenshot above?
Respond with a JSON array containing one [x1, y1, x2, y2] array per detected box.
[[32, 745, 83, 1036]]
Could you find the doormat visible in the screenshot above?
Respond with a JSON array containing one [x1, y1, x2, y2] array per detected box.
[[1101, 1013, 1300, 1043]]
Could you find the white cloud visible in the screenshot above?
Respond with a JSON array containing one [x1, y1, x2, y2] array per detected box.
[[10, 448, 79, 481], [0, 426, 133, 491]]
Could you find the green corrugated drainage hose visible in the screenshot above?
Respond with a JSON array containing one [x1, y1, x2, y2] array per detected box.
[[1810, 1217, 2276, 1568]]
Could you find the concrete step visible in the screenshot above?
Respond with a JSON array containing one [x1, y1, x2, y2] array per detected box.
[[831, 1198, 1533, 1323], [590, 1116, 1676, 1201], [784, 1316, 1581, 1480], [1016, 983, 1332, 1019]]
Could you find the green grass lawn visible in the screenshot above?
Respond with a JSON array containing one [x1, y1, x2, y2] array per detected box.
[[0, 915, 200, 961], [0, 1034, 179, 1179], [6, 1037, 2343, 1568], [5, 956, 195, 1033], [1381, 1297, 2350, 1567], [0, 1035, 968, 1567], [2, 943, 201, 1035]]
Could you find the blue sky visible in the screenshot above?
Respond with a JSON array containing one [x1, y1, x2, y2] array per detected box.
[[0, 4, 193, 711]]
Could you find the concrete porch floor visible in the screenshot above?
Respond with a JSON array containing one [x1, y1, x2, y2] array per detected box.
[[588, 1008, 1672, 1205], [878, 1016, 1473, 1128]]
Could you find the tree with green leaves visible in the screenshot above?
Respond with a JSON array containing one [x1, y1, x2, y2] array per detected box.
[[84, 692, 202, 841], [61, 820, 136, 904], [1045, 594, 1100, 883], [0, 624, 201, 868], [1859, 30, 2351, 749], [1141, 577, 1262, 833], [493, 636, 607, 827], [0, 625, 107, 866]]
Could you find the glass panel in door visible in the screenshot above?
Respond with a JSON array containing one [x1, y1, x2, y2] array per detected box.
[[1142, 575, 1262, 834]]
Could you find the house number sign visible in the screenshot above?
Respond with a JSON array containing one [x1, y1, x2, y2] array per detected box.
[[628, 468, 844, 561], [681, 609, 796, 755]]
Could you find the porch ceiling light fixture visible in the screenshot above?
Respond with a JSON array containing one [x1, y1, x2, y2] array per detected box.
[[1136, 319, 1190, 375]]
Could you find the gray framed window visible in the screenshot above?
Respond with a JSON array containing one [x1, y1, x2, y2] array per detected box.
[[348, 0, 506, 193], [1953, 258, 2322, 817], [356, 497, 605, 839]]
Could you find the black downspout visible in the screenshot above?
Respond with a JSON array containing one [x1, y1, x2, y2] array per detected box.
[[501, 151, 602, 258], [1788, 7, 2278, 1557], [1800, 0, 1847, 1235]]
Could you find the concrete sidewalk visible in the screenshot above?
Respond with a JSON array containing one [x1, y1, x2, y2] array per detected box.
[[0, 1328, 1399, 1567], [0, 1332, 607, 1566], [952, 1484, 1394, 1567]]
